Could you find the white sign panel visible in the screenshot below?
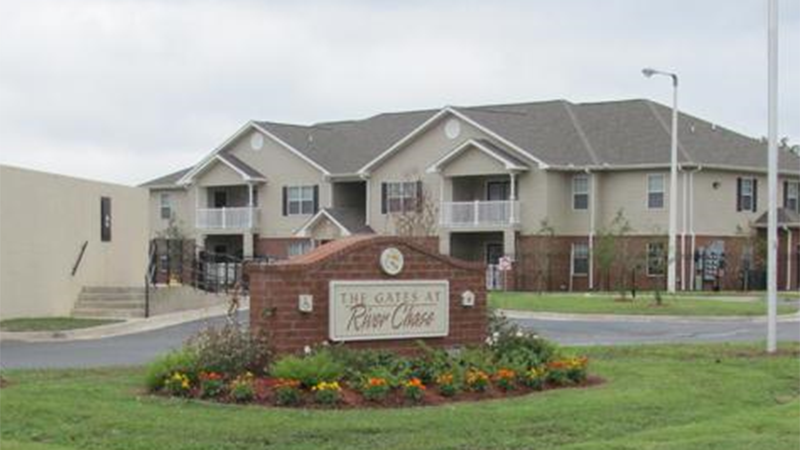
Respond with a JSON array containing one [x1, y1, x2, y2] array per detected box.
[[329, 280, 449, 341]]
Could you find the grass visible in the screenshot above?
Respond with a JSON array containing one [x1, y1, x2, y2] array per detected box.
[[1, 342, 798, 449], [489, 292, 800, 316], [0, 317, 122, 332]]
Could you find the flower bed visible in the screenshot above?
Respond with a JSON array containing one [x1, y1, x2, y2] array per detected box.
[[145, 313, 599, 409]]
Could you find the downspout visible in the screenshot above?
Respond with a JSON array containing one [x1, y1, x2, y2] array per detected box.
[[681, 168, 688, 291], [689, 166, 702, 290], [587, 168, 596, 291]]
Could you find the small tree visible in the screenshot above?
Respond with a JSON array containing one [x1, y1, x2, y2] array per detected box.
[[594, 209, 633, 294], [390, 178, 439, 238], [534, 219, 556, 293]]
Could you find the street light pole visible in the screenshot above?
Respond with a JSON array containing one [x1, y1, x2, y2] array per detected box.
[[766, 0, 778, 353], [643, 68, 679, 294]]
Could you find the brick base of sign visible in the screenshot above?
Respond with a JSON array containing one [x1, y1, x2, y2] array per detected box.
[[247, 236, 488, 355]]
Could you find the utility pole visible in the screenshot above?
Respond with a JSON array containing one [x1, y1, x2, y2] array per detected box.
[[766, 0, 778, 353]]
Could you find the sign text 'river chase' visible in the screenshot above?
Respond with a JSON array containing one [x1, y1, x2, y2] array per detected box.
[[329, 280, 449, 341]]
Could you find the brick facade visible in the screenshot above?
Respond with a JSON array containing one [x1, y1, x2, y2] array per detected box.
[[513, 232, 799, 292], [247, 235, 488, 354]]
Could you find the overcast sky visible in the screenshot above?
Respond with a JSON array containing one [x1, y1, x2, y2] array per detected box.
[[0, 0, 798, 185]]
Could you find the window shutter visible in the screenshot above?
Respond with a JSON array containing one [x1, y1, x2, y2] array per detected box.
[[783, 181, 788, 209], [752, 179, 758, 211], [381, 183, 388, 214], [313, 185, 319, 213], [736, 178, 742, 211], [282, 186, 288, 216], [416, 180, 423, 213]]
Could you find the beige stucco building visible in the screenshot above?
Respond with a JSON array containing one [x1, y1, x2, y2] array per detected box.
[[143, 99, 800, 292], [0, 165, 149, 320]]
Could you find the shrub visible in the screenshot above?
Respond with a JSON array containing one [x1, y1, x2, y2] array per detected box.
[[487, 314, 557, 370], [312, 381, 341, 405], [465, 369, 490, 392], [229, 372, 255, 402], [188, 324, 272, 377], [361, 376, 391, 401], [493, 368, 517, 391], [274, 379, 301, 406], [435, 373, 458, 397], [456, 347, 496, 374], [145, 348, 198, 392], [198, 372, 226, 399], [164, 372, 192, 396], [521, 366, 546, 390], [403, 377, 426, 402], [565, 356, 589, 383], [328, 347, 410, 383], [270, 350, 344, 388]]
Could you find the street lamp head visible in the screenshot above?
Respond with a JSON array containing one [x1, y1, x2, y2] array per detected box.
[[642, 68, 657, 78]]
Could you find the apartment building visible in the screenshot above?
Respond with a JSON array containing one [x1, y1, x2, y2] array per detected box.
[[142, 99, 800, 291]]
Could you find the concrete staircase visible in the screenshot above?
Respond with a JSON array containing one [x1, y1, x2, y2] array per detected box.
[[72, 287, 147, 319]]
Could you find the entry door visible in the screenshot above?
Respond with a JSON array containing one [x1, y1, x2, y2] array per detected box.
[[486, 181, 510, 201], [485, 243, 504, 265]]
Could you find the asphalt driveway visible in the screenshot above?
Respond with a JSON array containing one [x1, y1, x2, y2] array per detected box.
[[1, 312, 797, 369]]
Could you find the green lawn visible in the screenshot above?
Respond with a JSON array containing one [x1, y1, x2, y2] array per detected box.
[[489, 292, 800, 316], [0, 317, 121, 332], [1, 343, 798, 449]]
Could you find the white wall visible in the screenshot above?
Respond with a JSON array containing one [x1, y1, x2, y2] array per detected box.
[[0, 165, 149, 319]]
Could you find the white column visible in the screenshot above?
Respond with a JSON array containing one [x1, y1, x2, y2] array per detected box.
[[473, 200, 480, 226], [509, 172, 517, 223], [767, 0, 779, 353], [248, 183, 254, 228], [681, 170, 688, 291], [439, 176, 446, 225]]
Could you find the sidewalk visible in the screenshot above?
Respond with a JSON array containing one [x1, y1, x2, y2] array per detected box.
[[0, 299, 249, 343], [499, 309, 800, 324]]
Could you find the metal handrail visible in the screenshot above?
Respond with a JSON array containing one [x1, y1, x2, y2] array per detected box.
[[71, 241, 88, 276]]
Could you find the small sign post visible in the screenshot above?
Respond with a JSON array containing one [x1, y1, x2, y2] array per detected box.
[[497, 256, 513, 291]]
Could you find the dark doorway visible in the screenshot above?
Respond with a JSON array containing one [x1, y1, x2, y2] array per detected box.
[[486, 181, 510, 201]]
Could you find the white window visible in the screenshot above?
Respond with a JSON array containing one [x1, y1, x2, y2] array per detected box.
[[647, 242, 666, 277], [785, 181, 799, 212], [386, 181, 418, 213], [287, 240, 314, 258], [572, 174, 589, 210], [647, 174, 665, 209], [287, 186, 315, 215], [739, 178, 755, 212], [571, 243, 589, 276], [160, 193, 172, 220]]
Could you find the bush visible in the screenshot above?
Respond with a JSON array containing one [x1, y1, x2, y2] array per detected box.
[[163, 372, 192, 396], [435, 373, 458, 397], [521, 366, 546, 390], [188, 324, 272, 377], [327, 347, 410, 384], [274, 379, 301, 406], [487, 311, 556, 370], [312, 381, 341, 405], [271, 350, 344, 388], [229, 372, 255, 402], [465, 369, 490, 392], [361, 376, 391, 401], [493, 368, 517, 391], [145, 348, 199, 392], [198, 372, 226, 399], [402, 378, 426, 402]]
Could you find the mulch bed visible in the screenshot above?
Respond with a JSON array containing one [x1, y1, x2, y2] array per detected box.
[[158, 376, 605, 409]]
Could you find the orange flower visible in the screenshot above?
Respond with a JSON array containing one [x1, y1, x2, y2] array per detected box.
[[367, 377, 388, 387], [404, 377, 426, 390], [494, 368, 516, 381], [274, 378, 301, 389]]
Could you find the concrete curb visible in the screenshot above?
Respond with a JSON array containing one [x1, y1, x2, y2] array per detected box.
[[498, 309, 800, 324], [0, 299, 250, 343]]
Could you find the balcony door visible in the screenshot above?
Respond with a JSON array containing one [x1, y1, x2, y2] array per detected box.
[[486, 181, 510, 201], [213, 191, 228, 208]]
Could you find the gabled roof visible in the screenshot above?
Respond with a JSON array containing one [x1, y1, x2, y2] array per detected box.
[[145, 99, 800, 189], [754, 208, 800, 228], [216, 153, 266, 181], [427, 138, 528, 173], [140, 167, 191, 188], [295, 207, 374, 238]]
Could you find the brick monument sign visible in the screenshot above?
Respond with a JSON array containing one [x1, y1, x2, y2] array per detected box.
[[247, 236, 487, 354]]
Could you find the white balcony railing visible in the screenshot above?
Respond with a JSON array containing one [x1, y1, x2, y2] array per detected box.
[[196, 207, 259, 230], [440, 200, 520, 228]]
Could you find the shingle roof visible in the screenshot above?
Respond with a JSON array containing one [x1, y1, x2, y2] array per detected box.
[[217, 153, 265, 180], [754, 208, 800, 227], [323, 207, 374, 235], [147, 99, 800, 188], [139, 167, 191, 187]]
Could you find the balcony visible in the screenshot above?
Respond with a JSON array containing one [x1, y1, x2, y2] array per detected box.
[[440, 200, 520, 228], [196, 207, 259, 230]]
